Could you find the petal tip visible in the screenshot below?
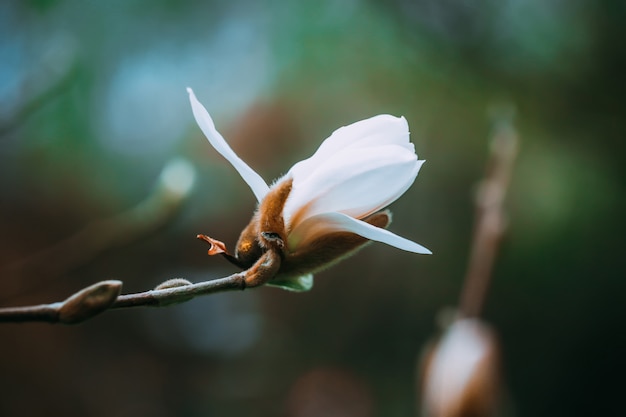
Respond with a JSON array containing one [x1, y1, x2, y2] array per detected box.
[[406, 242, 432, 255]]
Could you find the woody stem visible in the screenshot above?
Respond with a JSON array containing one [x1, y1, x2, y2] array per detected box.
[[0, 273, 247, 324]]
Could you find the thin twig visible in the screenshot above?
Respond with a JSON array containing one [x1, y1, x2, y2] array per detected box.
[[459, 113, 519, 317], [0, 273, 246, 324], [0, 280, 122, 324], [112, 273, 246, 309]]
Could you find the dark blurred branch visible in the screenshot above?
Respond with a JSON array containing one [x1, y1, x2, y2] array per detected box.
[[459, 111, 519, 317], [0, 158, 199, 323], [419, 110, 517, 417], [0, 273, 247, 324], [0, 158, 196, 303], [0, 63, 76, 138]]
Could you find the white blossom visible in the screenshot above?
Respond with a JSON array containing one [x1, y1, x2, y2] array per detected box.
[[187, 87, 431, 257]]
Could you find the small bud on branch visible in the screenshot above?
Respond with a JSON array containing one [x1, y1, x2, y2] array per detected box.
[[0, 280, 122, 324], [58, 280, 122, 324], [0, 273, 249, 324]]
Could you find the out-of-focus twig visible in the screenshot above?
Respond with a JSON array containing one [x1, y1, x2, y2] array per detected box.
[[0, 70, 73, 137], [0, 158, 196, 303], [459, 112, 519, 318], [420, 106, 519, 417]]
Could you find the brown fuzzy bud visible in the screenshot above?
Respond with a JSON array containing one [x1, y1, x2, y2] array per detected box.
[[58, 280, 122, 324]]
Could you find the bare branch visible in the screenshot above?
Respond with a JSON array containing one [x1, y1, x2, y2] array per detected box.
[[112, 273, 246, 309], [0, 280, 121, 324], [0, 272, 247, 324], [459, 110, 519, 317]]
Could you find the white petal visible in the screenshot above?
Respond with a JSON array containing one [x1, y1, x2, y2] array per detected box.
[[289, 212, 432, 254], [284, 145, 423, 225], [187, 87, 269, 202], [290, 114, 413, 180]]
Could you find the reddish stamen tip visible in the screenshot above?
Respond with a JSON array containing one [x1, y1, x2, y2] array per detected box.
[[196, 234, 228, 256]]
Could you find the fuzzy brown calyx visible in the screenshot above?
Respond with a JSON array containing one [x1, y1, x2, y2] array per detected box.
[[256, 177, 292, 252]]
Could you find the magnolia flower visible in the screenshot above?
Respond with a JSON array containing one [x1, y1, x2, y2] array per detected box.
[[188, 87, 430, 291]]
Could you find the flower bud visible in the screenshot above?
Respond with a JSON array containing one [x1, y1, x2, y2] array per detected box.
[[421, 318, 500, 417]]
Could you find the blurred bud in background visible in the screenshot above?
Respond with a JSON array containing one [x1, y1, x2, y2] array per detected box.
[[158, 157, 196, 202], [420, 318, 501, 417]]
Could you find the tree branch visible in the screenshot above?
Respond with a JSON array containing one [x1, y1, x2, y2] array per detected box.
[[112, 274, 246, 309], [0, 273, 247, 324], [0, 280, 121, 324]]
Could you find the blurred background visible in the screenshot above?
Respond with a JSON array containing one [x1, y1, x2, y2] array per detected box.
[[0, 0, 624, 416]]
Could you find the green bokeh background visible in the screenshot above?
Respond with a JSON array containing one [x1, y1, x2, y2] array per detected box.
[[1, 1, 624, 416]]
